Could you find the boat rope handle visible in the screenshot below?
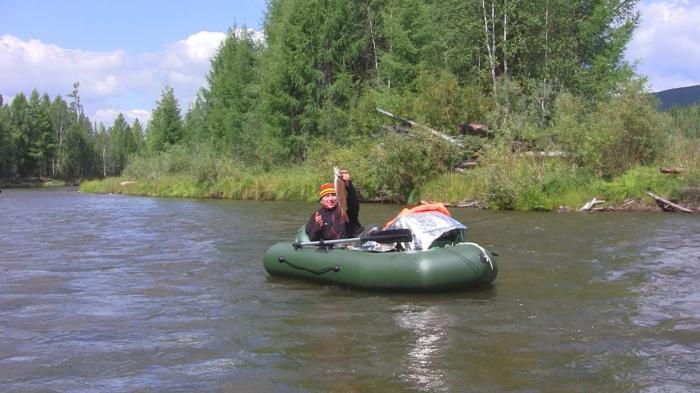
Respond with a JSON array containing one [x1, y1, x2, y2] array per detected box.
[[277, 257, 341, 275], [459, 242, 493, 270]]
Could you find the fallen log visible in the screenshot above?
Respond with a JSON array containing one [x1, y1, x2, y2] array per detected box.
[[660, 167, 685, 174], [579, 197, 605, 212], [376, 108, 464, 147], [646, 192, 694, 213]]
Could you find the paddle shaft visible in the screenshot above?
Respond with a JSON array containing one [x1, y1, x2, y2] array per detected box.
[[293, 228, 412, 248]]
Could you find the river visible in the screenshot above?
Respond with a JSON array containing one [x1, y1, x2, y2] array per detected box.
[[1, 188, 698, 392]]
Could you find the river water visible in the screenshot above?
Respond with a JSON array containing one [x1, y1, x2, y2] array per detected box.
[[1, 188, 698, 392]]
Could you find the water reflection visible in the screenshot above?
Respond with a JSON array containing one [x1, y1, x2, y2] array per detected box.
[[394, 304, 452, 392]]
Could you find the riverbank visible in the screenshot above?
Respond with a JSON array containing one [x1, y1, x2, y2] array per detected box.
[[79, 163, 699, 213], [0, 177, 67, 189]]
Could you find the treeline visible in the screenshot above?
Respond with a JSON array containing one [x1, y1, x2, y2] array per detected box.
[[0, 82, 184, 180], [667, 103, 700, 139], [0, 82, 144, 180], [180, 0, 644, 164], [4, 0, 699, 206]]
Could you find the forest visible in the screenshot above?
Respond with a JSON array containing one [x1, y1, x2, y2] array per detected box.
[[1, 0, 698, 210]]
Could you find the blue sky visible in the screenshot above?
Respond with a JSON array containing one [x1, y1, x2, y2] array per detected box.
[[1, 0, 699, 127]]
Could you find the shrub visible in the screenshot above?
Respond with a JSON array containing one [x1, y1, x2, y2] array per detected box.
[[554, 79, 669, 178]]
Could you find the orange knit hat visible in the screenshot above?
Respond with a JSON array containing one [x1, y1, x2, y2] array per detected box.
[[318, 183, 336, 199]]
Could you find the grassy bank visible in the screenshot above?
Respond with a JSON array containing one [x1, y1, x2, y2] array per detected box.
[[77, 132, 700, 211], [80, 154, 699, 212], [80, 166, 326, 201]]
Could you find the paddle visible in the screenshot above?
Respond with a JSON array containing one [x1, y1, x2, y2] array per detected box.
[[293, 228, 413, 249]]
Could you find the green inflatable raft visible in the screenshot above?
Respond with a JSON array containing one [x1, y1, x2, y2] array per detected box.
[[263, 213, 498, 291]]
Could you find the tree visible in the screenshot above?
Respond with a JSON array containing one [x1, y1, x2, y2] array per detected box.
[[130, 118, 144, 153], [94, 123, 110, 178], [109, 113, 132, 173], [0, 97, 11, 175], [261, 0, 374, 159], [147, 87, 183, 152], [9, 93, 31, 176], [61, 83, 96, 179], [50, 96, 70, 177], [201, 27, 260, 151], [27, 91, 56, 177]]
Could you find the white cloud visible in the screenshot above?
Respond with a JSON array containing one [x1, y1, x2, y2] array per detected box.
[[93, 108, 151, 127], [626, 0, 700, 91], [176, 31, 227, 63], [0, 29, 243, 126], [0, 34, 128, 97]]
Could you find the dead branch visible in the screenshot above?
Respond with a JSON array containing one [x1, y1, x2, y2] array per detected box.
[[646, 192, 694, 213], [376, 108, 463, 147], [579, 197, 605, 212]]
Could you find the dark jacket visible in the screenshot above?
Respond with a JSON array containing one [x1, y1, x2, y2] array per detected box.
[[344, 181, 363, 236], [305, 204, 347, 241]]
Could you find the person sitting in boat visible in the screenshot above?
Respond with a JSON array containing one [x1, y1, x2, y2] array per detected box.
[[333, 167, 363, 237], [305, 183, 348, 241]]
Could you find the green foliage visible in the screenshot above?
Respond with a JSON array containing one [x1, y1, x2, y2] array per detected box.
[[11, 0, 700, 211], [553, 79, 668, 178], [147, 87, 183, 152], [0, 101, 11, 175], [667, 103, 700, 138], [593, 166, 675, 202], [365, 132, 459, 202], [199, 28, 261, 155]]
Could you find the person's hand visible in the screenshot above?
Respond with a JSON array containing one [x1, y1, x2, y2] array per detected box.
[[340, 170, 350, 183], [314, 212, 323, 227]]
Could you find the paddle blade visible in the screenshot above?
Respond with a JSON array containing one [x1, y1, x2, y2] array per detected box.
[[361, 228, 413, 244]]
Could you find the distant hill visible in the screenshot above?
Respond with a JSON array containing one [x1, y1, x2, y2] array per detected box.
[[654, 85, 700, 111]]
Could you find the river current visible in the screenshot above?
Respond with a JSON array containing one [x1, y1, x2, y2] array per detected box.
[[1, 188, 698, 392]]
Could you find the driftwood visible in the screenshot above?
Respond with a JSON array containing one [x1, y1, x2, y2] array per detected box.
[[660, 167, 685, 174], [579, 197, 605, 212], [376, 108, 464, 147], [646, 192, 694, 213]]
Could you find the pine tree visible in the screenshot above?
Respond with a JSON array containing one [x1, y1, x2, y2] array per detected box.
[[130, 118, 144, 152], [0, 97, 11, 175], [9, 93, 31, 176], [147, 87, 183, 152], [49, 96, 70, 177], [109, 113, 132, 173], [201, 28, 260, 150], [27, 91, 55, 177]]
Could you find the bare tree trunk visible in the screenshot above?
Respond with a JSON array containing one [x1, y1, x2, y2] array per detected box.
[[55, 116, 64, 177], [502, 0, 508, 76], [367, 4, 379, 75], [102, 144, 107, 178], [542, 0, 550, 113], [481, 0, 498, 92]]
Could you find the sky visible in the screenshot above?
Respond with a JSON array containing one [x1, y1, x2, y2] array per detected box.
[[1, 0, 699, 127]]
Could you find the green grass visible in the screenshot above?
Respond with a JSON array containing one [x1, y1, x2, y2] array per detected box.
[[80, 165, 326, 201], [80, 134, 699, 211]]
